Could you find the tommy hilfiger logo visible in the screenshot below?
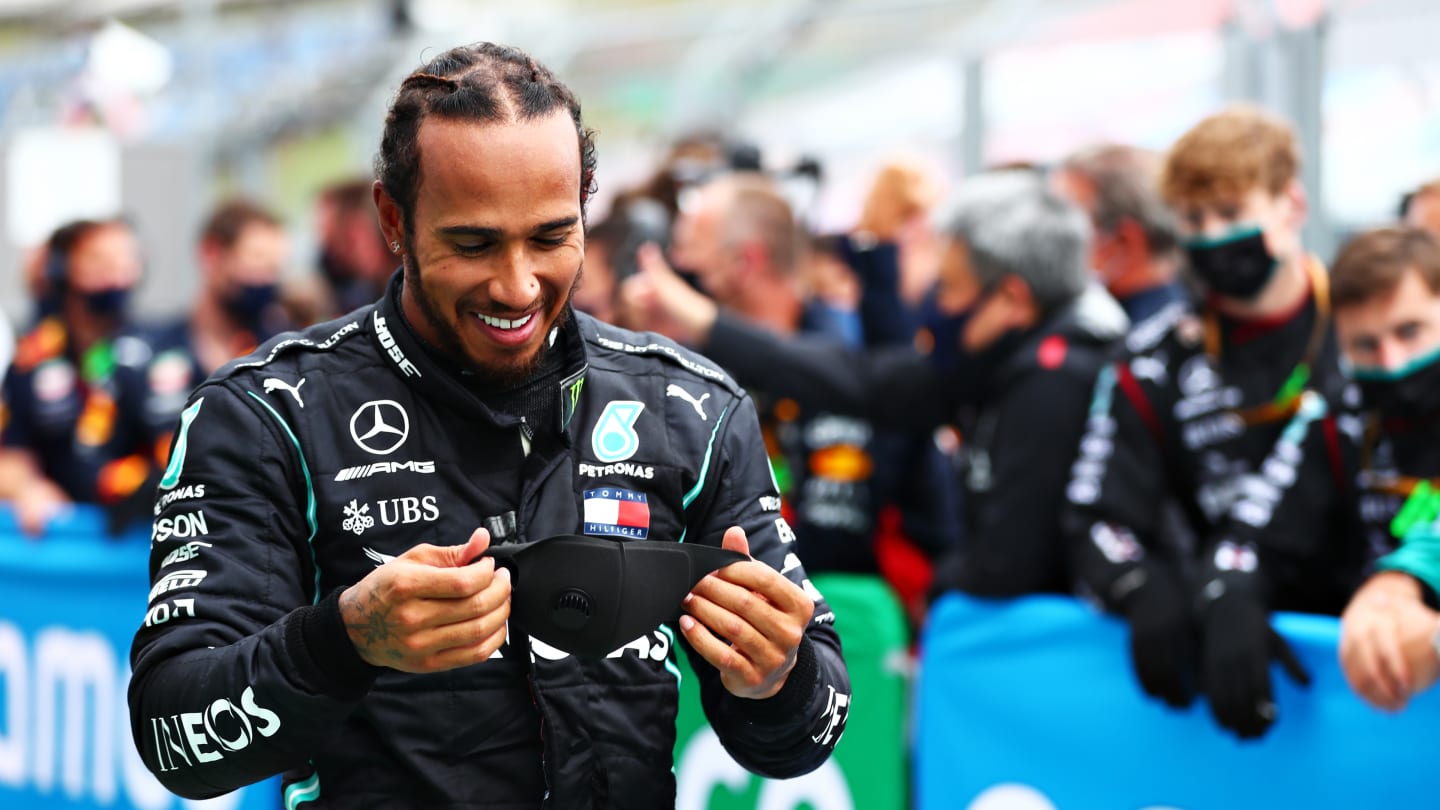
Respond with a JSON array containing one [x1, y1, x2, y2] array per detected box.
[[582, 488, 650, 539]]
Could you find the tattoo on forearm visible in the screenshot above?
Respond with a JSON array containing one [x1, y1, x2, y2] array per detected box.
[[343, 584, 404, 662]]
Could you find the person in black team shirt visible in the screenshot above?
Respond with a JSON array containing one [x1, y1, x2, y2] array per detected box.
[[128, 42, 848, 808], [1334, 227, 1440, 712], [1063, 105, 1364, 739], [0, 218, 152, 535], [623, 170, 1128, 599], [659, 171, 957, 576]]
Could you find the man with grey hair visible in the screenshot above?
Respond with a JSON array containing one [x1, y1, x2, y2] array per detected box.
[[1052, 143, 1187, 324], [623, 171, 1128, 597]]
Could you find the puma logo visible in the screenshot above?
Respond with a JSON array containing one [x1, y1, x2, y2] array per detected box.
[[665, 384, 710, 421], [263, 377, 306, 408]]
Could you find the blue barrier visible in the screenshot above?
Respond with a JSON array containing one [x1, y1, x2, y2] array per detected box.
[[916, 592, 1440, 810], [0, 505, 280, 810]]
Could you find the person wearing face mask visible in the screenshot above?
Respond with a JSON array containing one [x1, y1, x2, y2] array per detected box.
[[1333, 227, 1440, 713], [1062, 105, 1364, 741], [92, 199, 295, 535], [623, 170, 1128, 599], [0, 218, 151, 536]]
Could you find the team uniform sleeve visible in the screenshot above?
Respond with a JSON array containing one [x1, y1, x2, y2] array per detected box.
[[705, 311, 952, 427], [128, 382, 377, 799], [934, 369, 1092, 597], [679, 389, 851, 779], [1063, 359, 1179, 611]]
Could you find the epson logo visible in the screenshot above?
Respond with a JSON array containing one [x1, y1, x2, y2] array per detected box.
[[373, 312, 420, 377], [148, 570, 207, 603], [334, 460, 436, 482], [148, 686, 281, 773], [578, 462, 655, 479], [151, 511, 209, 545]]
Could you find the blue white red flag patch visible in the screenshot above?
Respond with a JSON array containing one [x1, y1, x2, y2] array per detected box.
[[582, 487, 651, 539]]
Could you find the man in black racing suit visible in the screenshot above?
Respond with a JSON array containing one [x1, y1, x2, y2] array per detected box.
[[1062, 105, 1365, 740], [128, 43, 849, 809]]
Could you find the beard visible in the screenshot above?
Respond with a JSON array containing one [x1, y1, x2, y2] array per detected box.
[[404, 242, 584, 388]]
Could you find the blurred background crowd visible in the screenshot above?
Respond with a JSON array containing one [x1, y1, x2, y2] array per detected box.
[[5, 0, 1440, 805]]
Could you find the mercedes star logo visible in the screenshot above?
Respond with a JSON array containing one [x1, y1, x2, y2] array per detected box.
[[349, 400, 410, 455]]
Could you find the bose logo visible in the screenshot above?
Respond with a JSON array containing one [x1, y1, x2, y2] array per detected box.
[[373, 312, 420, 377]]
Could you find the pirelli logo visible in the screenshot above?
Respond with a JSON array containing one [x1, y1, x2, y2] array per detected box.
[[334, 460, 436, 482]]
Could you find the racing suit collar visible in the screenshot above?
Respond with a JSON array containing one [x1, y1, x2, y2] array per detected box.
[[372, 270, 589, 440]]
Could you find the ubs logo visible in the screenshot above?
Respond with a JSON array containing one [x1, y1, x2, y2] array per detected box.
[[350, 400, 409, 455]]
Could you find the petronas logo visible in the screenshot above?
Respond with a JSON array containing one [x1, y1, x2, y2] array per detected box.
[[591, 400, 644, 463], [160, 398, 204, 490]]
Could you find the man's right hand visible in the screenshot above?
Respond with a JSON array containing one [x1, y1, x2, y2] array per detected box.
[[16, 476, 70, 538], [616, 243, 718, 345], [1339, 571, 1440, 712], [339, 528, 512, 673]]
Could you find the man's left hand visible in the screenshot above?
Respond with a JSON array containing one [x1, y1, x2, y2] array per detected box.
[[680, 526, 815, 699]]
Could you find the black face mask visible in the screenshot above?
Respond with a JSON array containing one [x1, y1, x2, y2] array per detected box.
[[82, 288, 131, 318], [1184, 225, 1277, 301], [1352, 347, 1440, 421], [921, 288, 1027, 405], [223, 282, 279, 337], [484, 535, 746, 659]]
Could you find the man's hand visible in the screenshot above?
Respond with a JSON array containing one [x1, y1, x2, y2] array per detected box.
[[1340, 571, 1440, 712], [339, 528, 512, 673], [680, 527, 815, 699], [1201, 588, 1310, 740], [616, 243, 718, 345], [16, 476, 70, 538], [1123, 568, 1197, 708]]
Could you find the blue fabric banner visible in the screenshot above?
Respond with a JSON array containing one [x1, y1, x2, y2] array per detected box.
[[0, 506, 279, 810], [916, 592, 1439, 810]]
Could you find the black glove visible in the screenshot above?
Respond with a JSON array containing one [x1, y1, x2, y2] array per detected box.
[[1120, 564, 1197, 708], [1200, 587, 1311, 739]]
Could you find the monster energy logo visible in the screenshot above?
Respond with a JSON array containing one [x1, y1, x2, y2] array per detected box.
[[560, 370, 586, 430]]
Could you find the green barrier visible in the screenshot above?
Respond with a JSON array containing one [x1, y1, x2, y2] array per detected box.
[[673, 573, 910, 810]]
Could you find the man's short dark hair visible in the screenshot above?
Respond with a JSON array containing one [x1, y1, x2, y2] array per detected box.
[[1332, 226, 1440, 308], [374, 42, 597, 232], [45, 217, 130, 285], [201, 198, 282, 249]]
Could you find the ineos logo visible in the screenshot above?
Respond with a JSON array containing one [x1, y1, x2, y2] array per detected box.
[[349, 400, 410, 455]]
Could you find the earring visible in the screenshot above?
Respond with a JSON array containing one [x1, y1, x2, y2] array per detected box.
[[390, 241, 401, 254]]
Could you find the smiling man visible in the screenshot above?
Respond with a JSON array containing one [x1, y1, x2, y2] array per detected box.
[[128, 43, 848, 808]]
